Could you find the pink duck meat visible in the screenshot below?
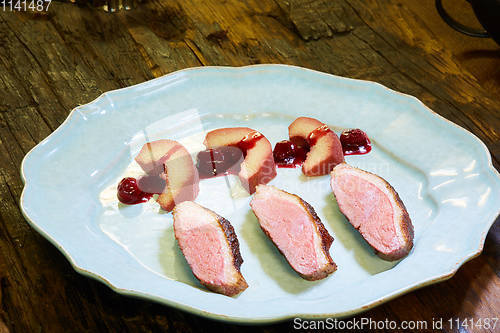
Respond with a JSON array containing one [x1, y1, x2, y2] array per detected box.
[[330, 163, 414, 260], [173, 201, 248, 296], [250, 185, 337, 281]]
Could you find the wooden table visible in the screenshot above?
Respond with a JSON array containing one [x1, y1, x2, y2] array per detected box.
[[0, 0, 498, 331]]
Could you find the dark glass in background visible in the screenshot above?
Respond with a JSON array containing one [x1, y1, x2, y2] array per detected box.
[[436, 0, 500, 45]]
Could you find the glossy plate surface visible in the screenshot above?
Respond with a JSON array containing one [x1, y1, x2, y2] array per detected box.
[[20, 65, 500, 323]]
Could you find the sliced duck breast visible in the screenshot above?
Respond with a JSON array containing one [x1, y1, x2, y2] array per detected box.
[[288, 117, 344, 176], [173, 201, 248, 296], [330, 163, 414, 260], [250, 185, 337, 280]]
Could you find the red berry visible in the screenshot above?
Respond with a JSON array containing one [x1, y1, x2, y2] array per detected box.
[[273, 140, 307, 167], [117, 177, 153, 205], [340, 129, 372, 155]]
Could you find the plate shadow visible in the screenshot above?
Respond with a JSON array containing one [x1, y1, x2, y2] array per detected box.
[[157, 226, 201, 288]]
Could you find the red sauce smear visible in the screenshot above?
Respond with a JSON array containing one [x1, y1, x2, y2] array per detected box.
[[307, 124, 332, 146], [117, 176, 165, 205], [196, 147, 243, 179], [237, 131, 263, 157], [273, 125, 372, 166], [272, 125, 332, 168], [340, 129, 372, 155], [196, 131, 263, 179], [273, 140, 308, 168]]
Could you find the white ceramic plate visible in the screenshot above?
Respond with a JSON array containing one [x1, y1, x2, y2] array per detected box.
[[20, 65, 500, 323]]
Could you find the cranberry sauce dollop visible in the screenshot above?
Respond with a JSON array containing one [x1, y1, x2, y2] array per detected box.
[[340, 129, 372, 155], [117, 176, 165, 205], [273, 125, 334, 168], [196, 147, 244, 179], [272, 124, 331, 168], [273, 139, 308, 168]]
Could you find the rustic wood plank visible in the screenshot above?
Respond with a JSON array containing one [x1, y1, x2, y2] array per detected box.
[[0, 0, 498, 331]]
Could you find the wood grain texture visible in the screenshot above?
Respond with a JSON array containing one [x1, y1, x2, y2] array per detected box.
[[0, 0, 498, 332]]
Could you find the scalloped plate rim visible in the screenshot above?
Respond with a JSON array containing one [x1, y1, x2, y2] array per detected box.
[[19, 64, 500, 324]]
